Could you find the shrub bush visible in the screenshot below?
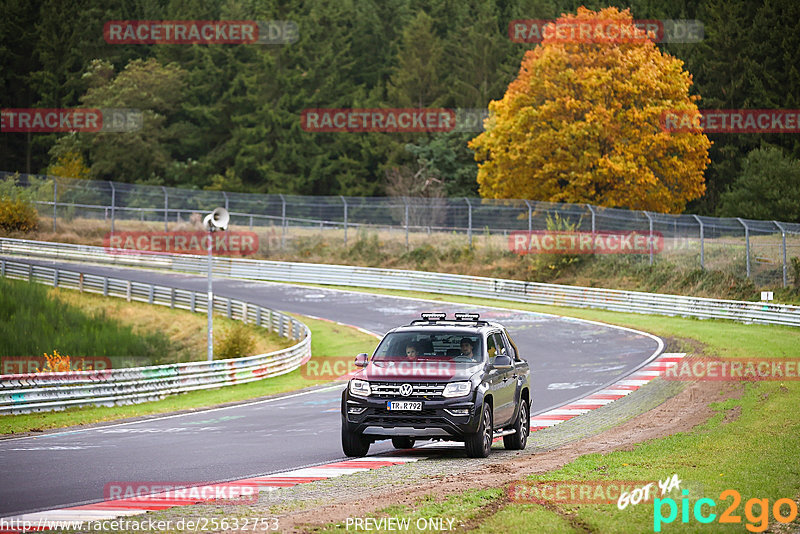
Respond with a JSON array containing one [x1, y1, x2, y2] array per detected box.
[[214, 322, 257, 359], [0, 197, 38, 232]]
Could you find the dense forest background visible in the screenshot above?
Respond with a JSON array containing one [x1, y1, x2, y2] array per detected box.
[[1, 0, 799, 218]]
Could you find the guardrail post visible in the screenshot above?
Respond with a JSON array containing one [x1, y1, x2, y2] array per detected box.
[[279, 193, 286, 249], [2, 259, 6, 279], [222, 191, 229, 213], [190, 292, 196, 312], [737, 218, 751, 279], [169, 287, 175, 308], [226, 299, 232, 319], [243, 302, 248, 323], [162, 186, 168, 231], [692, 214, 704, 270], [403, 197, 410, 250], [586, 204, 596, 234], [53, 180, 57, 232], [53, 269, 59, 288], [774, 221, 788, 288], [643, 211, 654, 266], [524, 200, 532, 233], [28, 263, 32, 282], [249, 215, 253, 231], [103, 277, 108, 296], [340, 195, 348, 247], [79, 273, 83, 292], [148, 285, 154, 304], [256, 307, 262, 326], [464, 198, 473, 246], [109, 181, 116, 232], [126, 280, 132, 302]]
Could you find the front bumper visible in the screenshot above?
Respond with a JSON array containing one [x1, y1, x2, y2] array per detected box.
[[343, 391, 480, 440]]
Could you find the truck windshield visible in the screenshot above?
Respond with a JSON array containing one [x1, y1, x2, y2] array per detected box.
[[373, 331, 483, 363]]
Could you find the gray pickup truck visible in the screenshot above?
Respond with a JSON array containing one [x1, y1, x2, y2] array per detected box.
[[341, 312, 532, 458]]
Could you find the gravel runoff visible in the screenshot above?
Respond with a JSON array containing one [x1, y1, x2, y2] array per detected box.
[[59, 377, 686, 533]]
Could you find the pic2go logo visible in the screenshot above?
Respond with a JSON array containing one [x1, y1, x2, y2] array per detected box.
[[654, 489, 798, 532]]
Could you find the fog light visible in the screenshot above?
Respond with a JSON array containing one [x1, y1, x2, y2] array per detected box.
[[445, 408, 470, 416], [348, 406, 367, 414]]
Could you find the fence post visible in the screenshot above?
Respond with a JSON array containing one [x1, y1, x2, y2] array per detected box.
[[53, 179, 57, 232], [774, 221, 788, 288], [403, 197, 410, 250], [464, 198, 473, 246], [692, 214, 704, 270], [109, 181, 116, 233], [53, 269, 59, 288], [737, 218, 751, 279], [586, 204, 596, 234], [222, 191, 229, 212], [279, 193, 286, 249], [524, 200, 532, 233], [162, 186, 168, 231], [340, 195, 348, 247], [643, 211, 654, 266]]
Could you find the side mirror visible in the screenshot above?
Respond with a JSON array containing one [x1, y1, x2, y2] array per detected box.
[[354, 353, 369, 368], [493, 354, 513, 369]]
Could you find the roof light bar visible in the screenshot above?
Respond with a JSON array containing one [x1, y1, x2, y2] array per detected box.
[[454, 312, 480, 321], [420, 312, 447, 321]]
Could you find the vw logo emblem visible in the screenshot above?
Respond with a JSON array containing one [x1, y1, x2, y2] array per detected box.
[[399, 383, 413, 397]]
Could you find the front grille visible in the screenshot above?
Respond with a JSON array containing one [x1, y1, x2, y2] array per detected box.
[[370, 381, 446, 398]]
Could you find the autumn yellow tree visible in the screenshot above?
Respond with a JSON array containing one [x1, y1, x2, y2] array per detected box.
[[469, 7, 710, 213]]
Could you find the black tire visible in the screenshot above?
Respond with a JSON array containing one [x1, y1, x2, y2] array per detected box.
[[341, 421, 370, 457], [503, 398, 529, 450], [391, 437, 416, 450], [465, 402, 493, 458]]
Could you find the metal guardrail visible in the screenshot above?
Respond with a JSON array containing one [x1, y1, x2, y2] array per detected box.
[[0, 257, 311, 415], [2, 237, 799, 328]]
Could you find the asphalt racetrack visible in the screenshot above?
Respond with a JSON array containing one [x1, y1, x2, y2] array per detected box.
[[0, 258, 662, 516]]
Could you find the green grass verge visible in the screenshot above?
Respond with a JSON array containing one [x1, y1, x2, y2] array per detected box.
[[0, 276, 172, 360], [0, 315, 378, 435], [302, 283, 800, 533]]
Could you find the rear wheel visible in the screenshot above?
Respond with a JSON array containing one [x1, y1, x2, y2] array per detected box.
[[391, 437, 416, 450], [465, 402, 493, 458], [503, 398, 529, 450], [341, 420, 370, 457]]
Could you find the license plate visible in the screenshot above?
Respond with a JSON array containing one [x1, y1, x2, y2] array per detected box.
[[387, 401, 422, 411]]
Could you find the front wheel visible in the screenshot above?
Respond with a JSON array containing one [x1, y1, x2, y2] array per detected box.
[[341, 421, 370, 457], [503, 399, 529, 450], [465, 402, 493, 458]]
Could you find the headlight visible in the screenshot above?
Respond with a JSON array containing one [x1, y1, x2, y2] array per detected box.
[[349, 379, 371, 397], [442, 381, 471, 398]]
